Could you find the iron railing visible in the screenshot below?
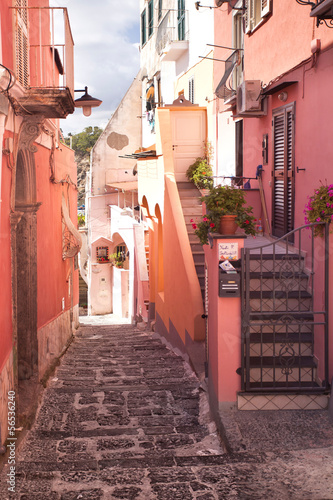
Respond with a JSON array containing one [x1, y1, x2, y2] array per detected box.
[[241, 222, 329, 393], [12, 6, 74, 97], [156, 9, 189, 56]]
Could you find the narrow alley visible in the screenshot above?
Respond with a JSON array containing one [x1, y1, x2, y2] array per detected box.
[[1, 320, 333, 500]]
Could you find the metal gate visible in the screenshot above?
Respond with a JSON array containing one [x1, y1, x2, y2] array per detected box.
[[241, 222, 329, 393]]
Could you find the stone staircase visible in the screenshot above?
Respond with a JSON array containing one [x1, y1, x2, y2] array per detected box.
[[239, 247, 329, 411], [177, 182, 205, 302]]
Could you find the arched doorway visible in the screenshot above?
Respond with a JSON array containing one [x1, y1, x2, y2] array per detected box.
[[11, 149, 39, 382]]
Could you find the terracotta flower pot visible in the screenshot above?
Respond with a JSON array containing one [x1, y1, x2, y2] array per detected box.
[[219, 215, 238, 235]]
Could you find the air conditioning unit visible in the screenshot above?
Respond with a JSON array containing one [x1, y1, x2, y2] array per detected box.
[[236, 80, 262, 114]]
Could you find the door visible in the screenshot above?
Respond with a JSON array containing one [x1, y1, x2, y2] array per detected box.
[[272, 103, 295, 238], [171, 110, 206, 183]]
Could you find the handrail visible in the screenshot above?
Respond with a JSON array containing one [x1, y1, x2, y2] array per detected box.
[[244, 221, 329, 253]]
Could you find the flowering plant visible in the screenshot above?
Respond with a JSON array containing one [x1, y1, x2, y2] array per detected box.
[[304, 184, 333, 236], [191, 185, 256, 245], [191, 214, 220, 246]]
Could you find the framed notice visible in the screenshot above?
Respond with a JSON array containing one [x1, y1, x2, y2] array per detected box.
[[218, 242, 238, 261]]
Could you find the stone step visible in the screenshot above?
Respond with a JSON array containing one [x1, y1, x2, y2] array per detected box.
[[182, 206, 203, 216], [193, 252, 205, 264], [249, 342, 313, 357], [249, 277, 309, 292], [249, 254, 304, 273], [237, 392, 328, 411], [180, 197, 201, 207], [250, 297, 312, 312]]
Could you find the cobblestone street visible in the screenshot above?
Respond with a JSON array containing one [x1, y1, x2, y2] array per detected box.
[[1, 322, 333, 499]]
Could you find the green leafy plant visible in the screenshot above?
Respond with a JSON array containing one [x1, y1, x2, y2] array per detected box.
[[186, 158, 213, 190], [78, 215, 85, 227], [304, 183, 333, 236], [110, 252, 124, 268], [192, 185, 256, 245]]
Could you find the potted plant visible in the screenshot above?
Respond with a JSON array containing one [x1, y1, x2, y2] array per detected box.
[[110, 252, 124, 268], [186, 157, 213, 191], [191, 185, 256, 245], [304, 183, 333, 236], [186, 141, 214, 192]]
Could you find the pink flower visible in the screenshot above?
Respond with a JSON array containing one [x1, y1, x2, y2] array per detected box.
[[316, 217, 321, 222], [203, 216, 208, 222], [210, 223, 215, 228], [192, 223, 197, 229], [190, 219, 194, 223]]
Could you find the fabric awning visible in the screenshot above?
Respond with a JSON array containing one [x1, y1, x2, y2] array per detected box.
[[106, 181, 138, 191]]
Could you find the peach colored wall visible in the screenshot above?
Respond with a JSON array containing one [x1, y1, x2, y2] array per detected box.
[[0, 135, 13, 373], [205, 236, 245, 404], [37, 142, 79, 329]]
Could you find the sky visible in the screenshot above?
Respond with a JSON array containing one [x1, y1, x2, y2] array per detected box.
[[50, 0, 141, 136]]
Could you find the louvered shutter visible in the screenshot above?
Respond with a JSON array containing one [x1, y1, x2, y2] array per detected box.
[[261, 0, 271, 17], [272, 104, 295, 238], [244, 0, 252, 34], [15, 0, 29, 87]]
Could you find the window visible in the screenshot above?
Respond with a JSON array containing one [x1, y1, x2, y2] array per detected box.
[[178, 0, 185, 41], [245, 0, 271, 33], [141, 9, 147, 46], [233, 10, 244, 89], [158, 0, 162, 21], [148, 0, 154, 38], [96, 246, 109, 263], [188, 77, 194, 104]]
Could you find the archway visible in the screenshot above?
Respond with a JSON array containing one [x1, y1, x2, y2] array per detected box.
[[11, 149, 39, 381]]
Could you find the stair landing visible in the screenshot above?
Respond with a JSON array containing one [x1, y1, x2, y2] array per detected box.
[[238, 392, 328, 411]]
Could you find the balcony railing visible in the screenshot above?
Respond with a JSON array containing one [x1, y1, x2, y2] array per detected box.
[[12, 6, 74, 118], [156, 9, 189, 57]]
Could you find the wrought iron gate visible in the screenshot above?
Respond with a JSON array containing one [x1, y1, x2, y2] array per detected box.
[[241, 222, 329, 393]]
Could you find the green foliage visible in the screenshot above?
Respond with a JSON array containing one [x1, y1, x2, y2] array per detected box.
[[78, 215, 85, 227], [110, 252, 124, 268], [63, 126, 103, 158], [186, 158, 213, 190], [304, 183, 333, 236], [192, 185, 256, 245]]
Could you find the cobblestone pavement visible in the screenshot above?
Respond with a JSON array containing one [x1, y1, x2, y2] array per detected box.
[[1, 323, 333, 499]]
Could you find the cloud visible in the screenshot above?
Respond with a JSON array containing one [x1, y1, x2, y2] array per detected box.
[[50, 0, 140, 135]]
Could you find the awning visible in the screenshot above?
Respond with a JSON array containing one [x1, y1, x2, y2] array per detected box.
[[215, 50, 239, 99], [61, 194, 82, 260], [106, 181, 138, 191], [263, 81, 298, 96]]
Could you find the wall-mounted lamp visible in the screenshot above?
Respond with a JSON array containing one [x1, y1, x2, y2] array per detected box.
[[278, 91, 288, 102], [74, 86, 102, 117]]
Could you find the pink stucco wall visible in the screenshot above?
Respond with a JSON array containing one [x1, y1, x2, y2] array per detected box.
[[205, 236, 245, 404]]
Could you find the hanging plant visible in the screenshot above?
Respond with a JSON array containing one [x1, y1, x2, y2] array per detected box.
[[304, 183, 333, 236]]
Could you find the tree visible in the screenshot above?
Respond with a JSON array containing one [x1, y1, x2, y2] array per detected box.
[[63, 126, 103, 159]]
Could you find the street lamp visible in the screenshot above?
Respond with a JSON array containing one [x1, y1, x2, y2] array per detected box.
[[74, 86, 102, 117]]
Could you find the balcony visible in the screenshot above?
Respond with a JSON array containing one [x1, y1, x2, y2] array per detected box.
[[12, 6, 74, 118], [156, 9, 189, 61], [309, 0, 333, 26]]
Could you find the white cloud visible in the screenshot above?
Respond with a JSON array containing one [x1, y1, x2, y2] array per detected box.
[[51, 0, 140, 135]]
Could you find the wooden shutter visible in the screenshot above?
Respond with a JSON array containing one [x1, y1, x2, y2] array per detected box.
[[15, 0, 29, 88], [272, 103, 295, 238], [244, 0, 252, 33], [261, 0, 271, 17]]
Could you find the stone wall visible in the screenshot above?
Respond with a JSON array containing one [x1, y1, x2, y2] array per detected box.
[[38, 309, 73, 380]]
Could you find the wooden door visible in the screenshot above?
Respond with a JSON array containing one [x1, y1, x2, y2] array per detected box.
[[272, 103, 295, 238], [171, 110, 206, 183]]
